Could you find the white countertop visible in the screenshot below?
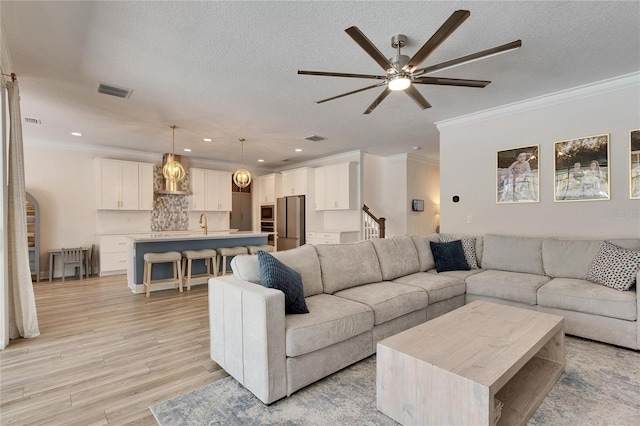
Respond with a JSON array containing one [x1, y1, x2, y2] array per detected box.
[[128, 231, 269, 243]]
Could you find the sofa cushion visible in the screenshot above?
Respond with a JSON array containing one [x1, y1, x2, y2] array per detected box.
[[542, 238, 604, 279], [428, 268, 485, 281], [284, 294, 374, 357], [258, 251, 309, 315], [333, 282, 428, 325], [482, 234, 544, 275], [411, 233, 441, 271], [370, 236, 420, 280], [316, 240, 383, 294], [439, 236, 479, 269], [231, 244, 324, 297], [585, 241, 640, 291], [466, 270, 551, 305], [430, 240, 470, 272], [538, 278, 637, 321], [394, 272, 465, 304]]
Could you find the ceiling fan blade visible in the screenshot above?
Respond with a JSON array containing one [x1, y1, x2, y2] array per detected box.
[[413, 40, 522, 76], [364, 88, 391, 114], [298, 70, 386, 80], [405, 85, 432, 109], [403, 9, 470, 72], [412, 76, 490, 88], [345, 26, 393, 71], [317, 82, 387, 104]]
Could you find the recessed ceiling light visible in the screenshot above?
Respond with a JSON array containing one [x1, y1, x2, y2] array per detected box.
[[183, 148, 192, 152], [258, 159, 265, 163], [71, 132, 82, 136], [203, 138, 212, 142], [295, 148, 302, 152], [413, 146, 421, 150]]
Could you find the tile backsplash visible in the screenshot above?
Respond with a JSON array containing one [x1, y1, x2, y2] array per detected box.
[[151, 166, 190, 231]]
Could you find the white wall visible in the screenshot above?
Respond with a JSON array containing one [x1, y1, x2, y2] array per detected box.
[[438, 73, 640, 239], [363, 152, 440, 237], [407, 155, 440, 236]]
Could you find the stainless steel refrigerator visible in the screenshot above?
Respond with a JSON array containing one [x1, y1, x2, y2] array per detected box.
[[276, 195, 305, 251]]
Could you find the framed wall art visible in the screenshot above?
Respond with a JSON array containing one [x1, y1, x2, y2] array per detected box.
[[631, 129, 640, 199], [496, 145, 539, 203], [554, 134, 609, 202]]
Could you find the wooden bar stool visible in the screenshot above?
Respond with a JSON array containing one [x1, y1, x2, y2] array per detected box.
[[181, 249, 217, 291], [247, 244, 275, 255], [143, 251, 183, 297], [216, 246, 249, 275]]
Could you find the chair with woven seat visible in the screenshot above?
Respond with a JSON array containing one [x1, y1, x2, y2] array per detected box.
[[143, 251, 183, 297], [216, 246, 249, 275], [60, 247, 84, 282], [181, 249, 217, 291]]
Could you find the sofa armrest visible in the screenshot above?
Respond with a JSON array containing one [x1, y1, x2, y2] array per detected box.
[[209, 275, 287, 404]]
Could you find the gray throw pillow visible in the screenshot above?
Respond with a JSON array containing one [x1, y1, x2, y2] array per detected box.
[[258, 251, 309, 314]]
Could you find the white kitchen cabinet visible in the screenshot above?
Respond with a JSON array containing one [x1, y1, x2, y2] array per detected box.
[[314, 162, 358, 210], [258, 173, 281, 204], [281, 167, 311, 196], [138, 163, 154, 210], [96, 159, 153, 210], [98, 234, 131, 276], [190, 168, 232, 211], [306, 231, 360, 245]]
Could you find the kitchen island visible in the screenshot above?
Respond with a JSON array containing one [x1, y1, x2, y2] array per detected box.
[[126, 231, 269, 294]]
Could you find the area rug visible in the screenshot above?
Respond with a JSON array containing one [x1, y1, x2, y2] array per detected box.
[[151, 336, 640, 425]]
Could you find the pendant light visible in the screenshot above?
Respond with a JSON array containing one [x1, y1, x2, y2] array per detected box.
[[233, 138, 252, 189], [162, 125, 186, 184]]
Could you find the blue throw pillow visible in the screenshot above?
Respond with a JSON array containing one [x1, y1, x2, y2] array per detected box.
[[429, 240, 470, 273], [258, 251, 309, 314]]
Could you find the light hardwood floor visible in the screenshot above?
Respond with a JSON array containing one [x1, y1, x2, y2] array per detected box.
[[0, 274, 227, 425]]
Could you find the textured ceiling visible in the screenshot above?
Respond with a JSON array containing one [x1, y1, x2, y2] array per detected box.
[[2, 1, 639, 168]]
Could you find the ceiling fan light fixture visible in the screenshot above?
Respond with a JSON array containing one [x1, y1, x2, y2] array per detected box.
[[388, 75, 411, 91]]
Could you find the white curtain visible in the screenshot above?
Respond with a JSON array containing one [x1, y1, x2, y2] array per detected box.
[[7, 80, 39, 339]]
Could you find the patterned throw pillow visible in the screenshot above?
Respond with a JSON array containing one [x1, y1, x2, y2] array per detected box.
[[429, 240, 470, 273], [440, 236, 479, 269], [585, 241, 640, 291], [258, 251, 309, 314]]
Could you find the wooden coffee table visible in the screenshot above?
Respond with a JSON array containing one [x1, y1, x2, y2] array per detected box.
[[377, 300, 565, 426]]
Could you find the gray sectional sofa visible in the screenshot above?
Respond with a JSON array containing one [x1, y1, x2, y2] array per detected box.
[[208, 234, 639, 404]]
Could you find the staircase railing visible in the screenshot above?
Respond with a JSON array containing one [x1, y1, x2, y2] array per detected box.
[[362, 204, 386, 239]]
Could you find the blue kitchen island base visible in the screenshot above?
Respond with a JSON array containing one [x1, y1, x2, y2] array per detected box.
[[126, 232, 268, 294]]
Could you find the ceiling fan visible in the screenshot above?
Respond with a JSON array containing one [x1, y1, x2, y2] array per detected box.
[[298, 10, 521, 114]]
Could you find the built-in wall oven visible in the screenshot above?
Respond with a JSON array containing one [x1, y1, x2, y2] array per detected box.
[[260, 205, 275, 246]]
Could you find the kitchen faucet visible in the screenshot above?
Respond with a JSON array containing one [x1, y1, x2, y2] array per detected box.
[[199, 213, 208, 235]]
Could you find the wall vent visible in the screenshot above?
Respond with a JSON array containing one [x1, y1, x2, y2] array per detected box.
[[97, 82, 133, 99], [24, 117, 41, 124], [305, 135, 325, 142]]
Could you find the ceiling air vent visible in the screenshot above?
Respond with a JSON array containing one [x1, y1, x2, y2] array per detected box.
[[24, 117, 41, 124], [305, 135, 325, 142], [97, 82, 133, 99]]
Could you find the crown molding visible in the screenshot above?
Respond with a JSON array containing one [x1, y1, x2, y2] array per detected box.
[[436, 72, 640, 131], [408, 152, 439, 166], [276, 150, 362, 171]]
